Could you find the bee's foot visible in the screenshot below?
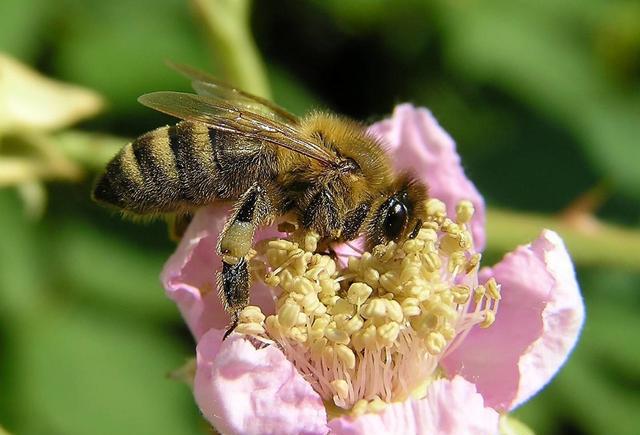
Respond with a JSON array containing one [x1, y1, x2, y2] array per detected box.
[[222, 313, 239, 340]]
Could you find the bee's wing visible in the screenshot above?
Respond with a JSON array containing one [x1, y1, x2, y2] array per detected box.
[[138, 91, 336, 164], [167, 61, 299, 125]]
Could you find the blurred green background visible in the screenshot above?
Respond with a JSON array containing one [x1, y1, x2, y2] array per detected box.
[[1, 0, 639, 434]]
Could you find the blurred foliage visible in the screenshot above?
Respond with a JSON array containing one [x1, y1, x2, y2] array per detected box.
[[1, 0, 640, 434]]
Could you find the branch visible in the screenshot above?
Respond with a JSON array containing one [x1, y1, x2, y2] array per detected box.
[[486, 208, 640, 270], [191, 0, 271, 98]]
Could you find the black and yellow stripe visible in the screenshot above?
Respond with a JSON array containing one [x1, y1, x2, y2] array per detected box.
[[93, 121, 214, 214]]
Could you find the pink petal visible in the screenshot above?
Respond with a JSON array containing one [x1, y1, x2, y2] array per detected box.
[[160, 205, 282, 340], [194, 329, 328, 435], [441, 230, 584, 411], [328, 376, 499, 435], [369, 104, 486, 250]]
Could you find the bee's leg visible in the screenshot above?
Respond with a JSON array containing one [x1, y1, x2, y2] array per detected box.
[[217, 183, 279, 338], [341, 202, 371, 241]]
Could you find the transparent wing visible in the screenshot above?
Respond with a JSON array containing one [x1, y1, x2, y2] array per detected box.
[[138, 91, 336, 164], [167, 61, 299, 124]]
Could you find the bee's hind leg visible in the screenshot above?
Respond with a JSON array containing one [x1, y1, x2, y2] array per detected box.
[[217, 183, 281, 339]]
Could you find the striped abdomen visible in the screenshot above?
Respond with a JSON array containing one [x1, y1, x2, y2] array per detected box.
[[93, 121, 277, 215]]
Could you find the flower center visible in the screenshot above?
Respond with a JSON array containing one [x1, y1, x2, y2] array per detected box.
[[236, 199, 500, 414]]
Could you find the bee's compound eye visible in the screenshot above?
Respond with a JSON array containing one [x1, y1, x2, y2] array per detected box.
[[383, 198, 408, 241]]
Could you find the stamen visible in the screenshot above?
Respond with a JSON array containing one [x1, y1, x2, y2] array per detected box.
[[237, 199, 501, 413]]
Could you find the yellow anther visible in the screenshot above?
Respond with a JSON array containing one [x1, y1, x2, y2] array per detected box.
[[379, 271, 400, 293], [351, 399, 368, 417], [301, 292, 321, 314], [332, 297, 355, 316], [348, 256, 361, 272], [425, 331, 447, 355], [401, 298, 421, 317], [367, 396, 387, 414], [360, 324, 377, 349], [417, 228, 438, 243], [401, 254, 421, 269], [432, 301, 456, 320], [362, 268, 380, 288], [486, 278, 501, 300], [325, 325, 350, 345], [420, 252, 442, 272], [296, 312, 309, 326], [343, 315, 364, 335], [305, 266, 324, 280], [289, 326, 307, 343], [239, 305, 265, 324], [423, 221, 441, 231], [402, 239, 424, 254], [264, 273, 280, 287], [425, 198, 446, 217], [323, 258, 337, 277], [441, 324, 456, 341], [296, 277, 317, 295], [415, 288, 431, 302], [319, 277, 338, 296], [292, 252, 310, 276], [474, 285, 486, 304], [377, 321, 400, 346], [385, 300, 404, 323], [278, 269, 294, 289], [480, 311, 496, 328], [451, 285, 471, 305], [458, 231, 472, 250], [373, 241, 396, 262], [331, 379, 350, 400], [448, 251, 467, 273], [441, 219, 460, 235], [440, 234, 462, 255], [321, 295, 340, 307], [288, 292, 304, 303], [234, 322, 265, 336], [335, 344, 356, 369], [359, 251, 373, 265], [303, 231, 320, 252], [309, 316, 330, 340], [278, 301, 300, 329], [347, 282, 373, 306], [313, 304, 327, 316], [264, 315, 282, 336], [268, 239, 296, 251], [401, 265, 423, 285], [361, 298, 387, 319], [456, 200, 475, 224], [465, 253, 481, 274]]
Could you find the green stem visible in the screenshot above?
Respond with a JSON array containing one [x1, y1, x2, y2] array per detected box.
[[486, 208, 640, 270], [191, 0, 271, 98]]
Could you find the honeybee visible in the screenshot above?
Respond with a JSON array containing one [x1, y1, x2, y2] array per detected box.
[[93, 64, 428, 336]]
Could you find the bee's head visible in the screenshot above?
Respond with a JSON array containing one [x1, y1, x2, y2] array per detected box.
[[367, 174, 428, 248]]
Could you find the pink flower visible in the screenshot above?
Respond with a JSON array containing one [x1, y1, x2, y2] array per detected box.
[[162, 104, 584, 434]]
